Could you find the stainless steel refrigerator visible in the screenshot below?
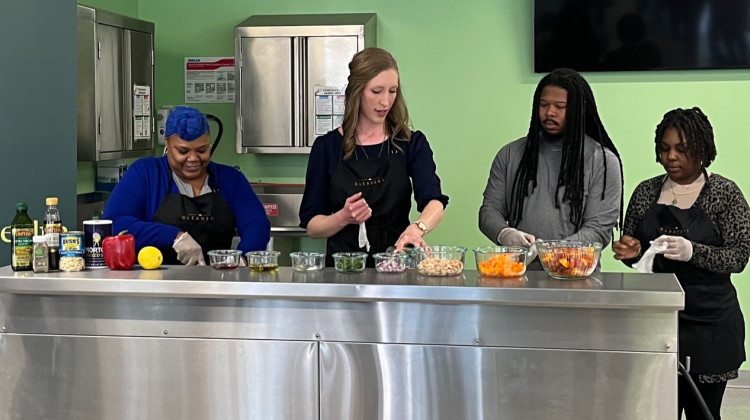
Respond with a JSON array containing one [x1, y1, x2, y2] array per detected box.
[[77, 5, 155, 162], [234, 14, 377, 154]]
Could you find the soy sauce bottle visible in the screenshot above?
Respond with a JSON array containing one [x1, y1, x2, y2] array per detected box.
[[43, 197, 62, 270], [11, 203, 35, 271]]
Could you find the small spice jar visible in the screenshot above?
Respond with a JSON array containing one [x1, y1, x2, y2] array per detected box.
[[32, 235, 49, 273]]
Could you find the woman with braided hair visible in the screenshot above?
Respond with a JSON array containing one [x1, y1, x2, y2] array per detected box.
[[479, 68, 623, 269], [613, 107, 750, 419]]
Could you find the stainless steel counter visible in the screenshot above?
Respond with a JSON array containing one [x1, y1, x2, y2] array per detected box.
[[0, 266, 682, 307], [0, 266, 683, 419]]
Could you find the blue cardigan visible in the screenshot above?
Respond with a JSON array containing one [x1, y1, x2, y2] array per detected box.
[[103, 156, 270, 253]]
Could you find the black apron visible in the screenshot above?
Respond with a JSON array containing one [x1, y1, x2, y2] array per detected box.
[[634, 188, 745, 374], [326, 140, 412, 267], [152, 169, 237, 265]]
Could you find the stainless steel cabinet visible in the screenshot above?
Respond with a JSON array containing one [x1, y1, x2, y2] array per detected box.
[[235, 14, 376, 154], [77, 5, 155, 161]]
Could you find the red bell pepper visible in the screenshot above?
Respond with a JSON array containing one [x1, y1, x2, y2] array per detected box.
[[102, 230, 136, 270]]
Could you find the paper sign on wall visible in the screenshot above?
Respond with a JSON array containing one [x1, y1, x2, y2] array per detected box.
[[133, 85, 151, 139], [185, 57, 235, 103], [314, 86, 345, 135]]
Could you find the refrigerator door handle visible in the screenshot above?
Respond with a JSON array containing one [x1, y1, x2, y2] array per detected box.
[[123, 30, 134, 151], [300, 37, 308, 148], [292, 37, 301, 148], [294, 37, 308, 148]]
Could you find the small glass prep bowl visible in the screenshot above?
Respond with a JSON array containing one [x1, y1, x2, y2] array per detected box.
[[208, 249, 242, 270], [373, 252, 408, 273], [290, 251, 325, 272], [473, 246, 529, 277], [412, 245, 467, 276], [245, 250, 280, 272], [332, 252, 367, 272], [536, 240, 602, 279]]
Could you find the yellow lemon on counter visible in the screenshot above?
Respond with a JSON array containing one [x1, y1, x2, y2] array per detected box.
[[138, 246, 163, 270]]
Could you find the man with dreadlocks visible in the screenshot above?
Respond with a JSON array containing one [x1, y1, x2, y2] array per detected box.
[[479, 68, 623, 268], [613, 107, 749, 420]]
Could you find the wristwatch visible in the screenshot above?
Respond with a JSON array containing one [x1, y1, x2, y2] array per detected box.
[[414, 220, 428, 235]]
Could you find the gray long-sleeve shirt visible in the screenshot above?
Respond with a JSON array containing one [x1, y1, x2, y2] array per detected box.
[[478, 134, 622, 249]]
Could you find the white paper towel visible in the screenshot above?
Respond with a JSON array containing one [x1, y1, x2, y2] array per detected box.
[[633, 237, 669, 273], [358, 222, 370, 251]]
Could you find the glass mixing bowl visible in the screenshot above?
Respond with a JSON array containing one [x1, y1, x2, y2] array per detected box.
[[289, 251, 325, 272], [332, 252, 367, 272], [245, 250, 280, 272], [536, 240, 602, 279], [412, 245, 467, 276], [207, 249, 242, 270], [473, 246, 529, 277]]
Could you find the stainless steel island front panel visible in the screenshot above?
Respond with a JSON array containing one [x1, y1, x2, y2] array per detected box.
[[0, 334, 318, 420], [0, 267, 682, 419], [321, 342, 676, 420], [0, 295, 677, 353]]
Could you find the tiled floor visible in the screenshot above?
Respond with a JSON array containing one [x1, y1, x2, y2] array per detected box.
[[721, 381, 750, 420], [681, 371, 750, 420]]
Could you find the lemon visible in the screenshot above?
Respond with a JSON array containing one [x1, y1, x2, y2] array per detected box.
[[138, 246, 163, 270]]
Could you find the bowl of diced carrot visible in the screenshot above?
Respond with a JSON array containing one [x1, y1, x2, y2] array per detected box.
[[473, 246, 529, 277]]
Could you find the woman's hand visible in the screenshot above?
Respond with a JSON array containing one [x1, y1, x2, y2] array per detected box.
[[394, 223, 426, 250], [306, 192, 372, 239], [612, 235, 641, 260], [337, 192, 372, 225], [662, 235, 693, 261]]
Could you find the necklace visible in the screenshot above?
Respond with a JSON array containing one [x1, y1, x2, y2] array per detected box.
[[356, 135, 387, 160], [668, 183, 679, 205], [667, 178, 703, 205]]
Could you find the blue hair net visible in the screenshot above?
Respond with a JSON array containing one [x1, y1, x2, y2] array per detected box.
[[164, 106, 210, 141]]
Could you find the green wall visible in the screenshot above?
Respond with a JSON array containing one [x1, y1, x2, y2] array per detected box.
[[83, 0, 750, 367]]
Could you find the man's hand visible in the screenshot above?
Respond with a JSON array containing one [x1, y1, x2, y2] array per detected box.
[[498, 227, 535, 247]]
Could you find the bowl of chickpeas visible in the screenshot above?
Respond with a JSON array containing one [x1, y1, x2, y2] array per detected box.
[[412, 245, 467, 276]]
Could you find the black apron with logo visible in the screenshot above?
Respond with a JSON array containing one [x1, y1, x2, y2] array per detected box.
[[152, 169, 237, 265], [326, 141, 412, 267], [634, 191, 745, 374]]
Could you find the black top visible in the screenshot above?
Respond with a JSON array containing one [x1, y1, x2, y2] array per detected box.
[[299, 129, 449, 228]]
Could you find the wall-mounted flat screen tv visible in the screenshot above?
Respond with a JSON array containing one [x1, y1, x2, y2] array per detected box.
[[534, 0, 750, 72]]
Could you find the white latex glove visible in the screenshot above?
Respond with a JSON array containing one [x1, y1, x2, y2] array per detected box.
[[173, 232, 206, 266], [527, 243, 538, 262], [498, 227, 536, 248], [661, 235, 693, 262]]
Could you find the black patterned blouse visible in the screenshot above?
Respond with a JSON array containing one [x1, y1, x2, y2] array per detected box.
[[622, 173, 750, 272]]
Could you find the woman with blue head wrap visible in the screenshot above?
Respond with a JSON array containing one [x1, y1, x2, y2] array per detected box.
[[104, 106, 270, 265]]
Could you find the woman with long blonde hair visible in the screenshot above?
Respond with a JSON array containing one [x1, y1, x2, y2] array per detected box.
[[299, 47, 449, 267]]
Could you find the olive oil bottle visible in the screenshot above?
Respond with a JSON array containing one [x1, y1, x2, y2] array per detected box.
[[11, 203, 35, 271]]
